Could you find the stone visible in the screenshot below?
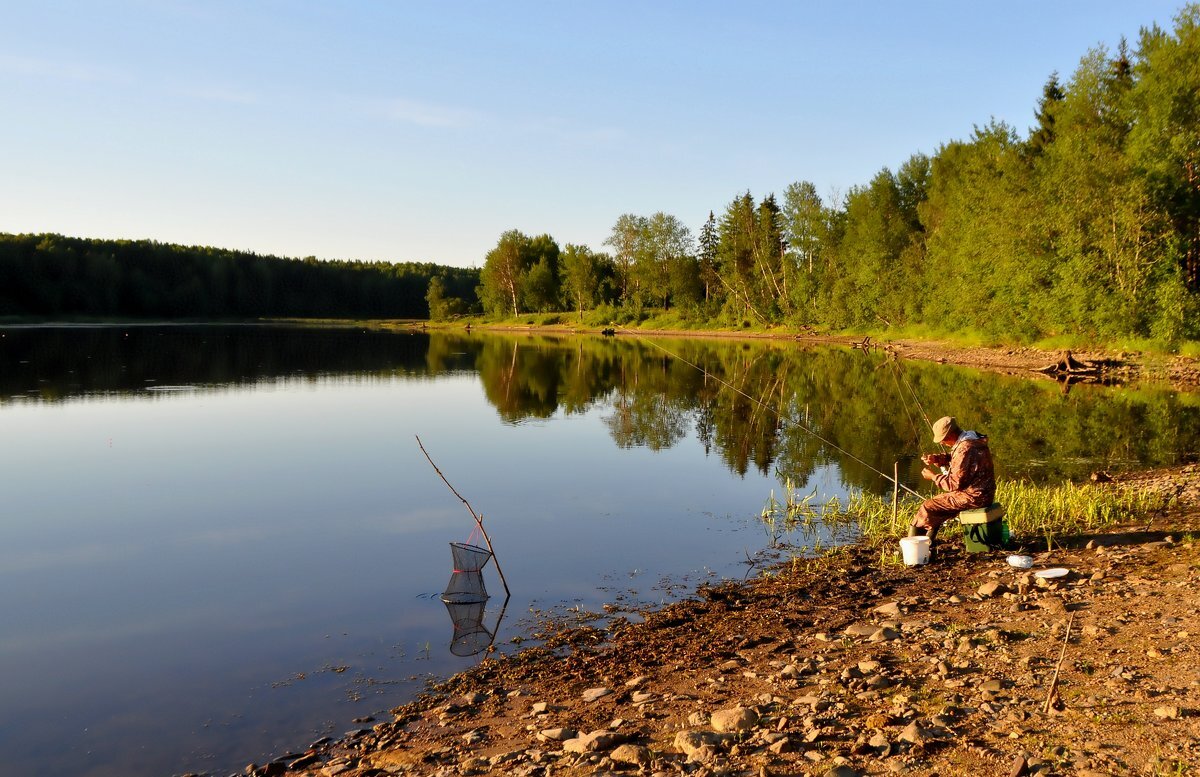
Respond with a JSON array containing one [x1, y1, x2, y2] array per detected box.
[[624, 675, 650, 688], [631, 691, 655, 704], [844, 623, 879, 638], [672, 730, 728, 756], [768, 736, 798, 754], [538, 728, 577, 742], [780, 663, 803, 680], [563, 730, 625, 753], [1009, 754, 1027, 776], [824, 766, 860, 777], [858, 660, 882, 674], [530, 701, 550, 714], [897, 721, 931, 745], [609, 744, 652, 766], [979, 679, 1005, 693], [869, 627, 900, 642], [1154, 705, 1182, 720], [874, 602, 902, 617], [979, 582, 1008, 598], [711, 705, 760, 732], [582, 687, 613, 703]]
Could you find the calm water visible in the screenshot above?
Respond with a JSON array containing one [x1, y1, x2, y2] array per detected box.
[[1, 325, 1196, 777]]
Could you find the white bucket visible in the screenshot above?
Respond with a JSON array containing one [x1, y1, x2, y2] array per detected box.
[[899, 536, 931, 566]]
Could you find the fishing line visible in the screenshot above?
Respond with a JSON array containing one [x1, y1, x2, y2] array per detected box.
[[616, 328, 923, 498], [883, 353, 926, 454]]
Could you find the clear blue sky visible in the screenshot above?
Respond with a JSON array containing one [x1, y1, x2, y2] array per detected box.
[[0, 1, 1188, 268]]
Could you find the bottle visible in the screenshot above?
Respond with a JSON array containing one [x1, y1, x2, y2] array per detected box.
[[1000, 520, 1010, 546]]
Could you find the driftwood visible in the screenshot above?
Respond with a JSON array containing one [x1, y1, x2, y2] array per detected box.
[[1033, 350, 1100, 376]]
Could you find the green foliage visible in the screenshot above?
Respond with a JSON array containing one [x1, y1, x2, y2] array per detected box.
[[464, 7, 1200, 351], [0, 233, 479, 320]]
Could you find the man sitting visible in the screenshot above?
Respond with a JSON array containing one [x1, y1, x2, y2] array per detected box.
[[909, 416, 996, 548]]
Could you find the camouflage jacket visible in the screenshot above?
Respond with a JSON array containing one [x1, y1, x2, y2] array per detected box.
[[933, 434, 995, 507]]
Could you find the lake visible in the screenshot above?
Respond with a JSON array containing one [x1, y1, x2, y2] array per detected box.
[[1, 324, 1196, 776]]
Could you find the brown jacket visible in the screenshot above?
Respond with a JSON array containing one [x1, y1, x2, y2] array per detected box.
[[932, 434, 995, 508]]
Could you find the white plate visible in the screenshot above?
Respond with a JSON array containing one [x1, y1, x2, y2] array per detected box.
[[1007, 555, 1034, 569], [1033, 567, 1070, 579]]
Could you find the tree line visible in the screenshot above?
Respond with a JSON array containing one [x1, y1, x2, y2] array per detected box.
[[0, 233, 481, 320], [478, 6, 1200, 344]]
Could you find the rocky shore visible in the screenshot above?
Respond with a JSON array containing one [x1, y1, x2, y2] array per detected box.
[[232, 467, 1200, 777]]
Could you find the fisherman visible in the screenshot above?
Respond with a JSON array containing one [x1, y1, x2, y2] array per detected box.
[[908, 416, 996, 549]]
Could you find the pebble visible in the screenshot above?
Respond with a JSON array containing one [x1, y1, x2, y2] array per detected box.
[[874, 602, 902, 617]]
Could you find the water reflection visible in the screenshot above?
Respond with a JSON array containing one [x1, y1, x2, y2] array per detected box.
[[3, 325, 1197, 486]]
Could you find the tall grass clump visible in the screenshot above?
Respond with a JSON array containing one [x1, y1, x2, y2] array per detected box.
[[762, 479, 1175, 548]]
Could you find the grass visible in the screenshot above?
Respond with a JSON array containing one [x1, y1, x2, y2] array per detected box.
[[761, 478, 1177, 549]]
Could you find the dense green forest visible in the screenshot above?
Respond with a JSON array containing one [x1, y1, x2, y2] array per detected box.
[[478, 7, 1200, 345], [0, 233, 480, 320]]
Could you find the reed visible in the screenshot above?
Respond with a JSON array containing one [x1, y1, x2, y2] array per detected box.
[[761, 478, 1176, 548]]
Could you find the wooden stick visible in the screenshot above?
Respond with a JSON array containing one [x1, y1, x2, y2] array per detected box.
[[416, 435, 511, 597], [1044, 612, 1075, 713], [892, 461, 899, 527]]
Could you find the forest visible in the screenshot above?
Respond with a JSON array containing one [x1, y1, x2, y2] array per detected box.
[[477, 7, 1200, 346], [0, 233, 480, 320]]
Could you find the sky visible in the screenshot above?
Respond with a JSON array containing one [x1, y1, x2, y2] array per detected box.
[[0, 1, 1190, 269]]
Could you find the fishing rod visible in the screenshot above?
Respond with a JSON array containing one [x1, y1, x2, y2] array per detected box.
[[616, 328, 924, 498]]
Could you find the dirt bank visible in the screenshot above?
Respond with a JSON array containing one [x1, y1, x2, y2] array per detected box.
[[246, 466, 1200, 777]]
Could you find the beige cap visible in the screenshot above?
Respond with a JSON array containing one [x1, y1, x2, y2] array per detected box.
[[932, 416, 960, 444]]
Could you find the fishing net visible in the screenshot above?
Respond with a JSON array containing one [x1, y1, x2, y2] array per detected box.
[[443, 599, 495, 656], [449, 541, 492, 572], [441, 570, 488, 604], [441, 542, 493, 604]]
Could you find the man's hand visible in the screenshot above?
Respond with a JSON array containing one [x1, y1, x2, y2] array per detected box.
[[921, 467, 939, 481], [921, 453, 949, 467]]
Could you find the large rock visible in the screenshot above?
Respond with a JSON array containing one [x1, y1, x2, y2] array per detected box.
[[710, 705, 759, 733], [537, 727, 577, 742]]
